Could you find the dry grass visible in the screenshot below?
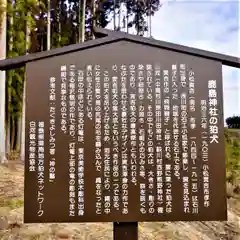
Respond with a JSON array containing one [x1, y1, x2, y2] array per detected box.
[[0, 161, 240, 240], [0, 161, 239, 240]]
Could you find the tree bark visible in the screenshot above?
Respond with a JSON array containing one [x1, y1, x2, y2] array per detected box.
[[20, 80, 26, 162], [6, 1, 13, 155], [126, 0, 129, 33], [92, 0, 96, 39], [47, 0, 51, 50], [118, 2, 121, 31], [113, 0, 116, 30], [17, 116, 21, 152], [20, 11, 30, 162], [81, 0, 86, 43], [0, 0, 7, 163], [10, 116, 15, 151]]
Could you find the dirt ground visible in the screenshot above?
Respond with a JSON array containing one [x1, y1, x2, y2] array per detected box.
[[0, 161, 239, 240]]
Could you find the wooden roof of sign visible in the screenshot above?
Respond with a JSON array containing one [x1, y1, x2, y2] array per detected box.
[[0, 27, 239, 70]]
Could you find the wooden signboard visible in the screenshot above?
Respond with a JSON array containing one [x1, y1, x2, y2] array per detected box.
[[24, 39, 227, 223]]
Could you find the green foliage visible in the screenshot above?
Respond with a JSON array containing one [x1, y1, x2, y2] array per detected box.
[[225, 129, 240, 186], [0, 0, 5, 33], [5, 0, 37, 151], [4, 0, 162, 152], [226, 115, 240, 129]]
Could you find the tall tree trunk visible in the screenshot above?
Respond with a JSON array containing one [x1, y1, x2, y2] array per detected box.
[[78, 0, 81, 43], [92, 0, 96, 39], [6, 1, 13, 155], [58, 1, 61, 45], [136, 0, 140, 35], [81, 0, 86, 43], [20, 12, 30, 162], [17, 116, 21, 151], [47, 0, 51, 50], [20, 80, 26, 162], [148, 1, 152, 38], [6, 122, 10, 153], [118, 2, 121, 31], [0, 0, 7, 164], [113, 0, 116, 30], [149, 15, 152, 37], [10, 116, 15, 151], [6, 85, 10, 155], [20, 73, 26, 161], [126, 0, 129, 33]]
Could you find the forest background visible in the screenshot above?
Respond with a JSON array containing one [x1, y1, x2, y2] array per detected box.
[[0, 0, 161, 158]]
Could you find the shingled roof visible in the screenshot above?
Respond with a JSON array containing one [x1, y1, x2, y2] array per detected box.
[[0, 27, 239, 70]]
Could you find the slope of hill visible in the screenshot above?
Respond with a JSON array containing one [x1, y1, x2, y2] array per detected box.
[[0, 129, 239, 239]]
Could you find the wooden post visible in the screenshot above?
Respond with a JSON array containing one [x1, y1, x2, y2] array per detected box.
[[113, 222, 138, 240]]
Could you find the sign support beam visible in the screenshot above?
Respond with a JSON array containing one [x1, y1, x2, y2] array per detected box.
[[113, 222, 138, 240]]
